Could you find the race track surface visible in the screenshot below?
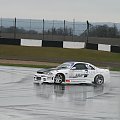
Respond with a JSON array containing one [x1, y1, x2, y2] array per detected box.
[[0, 66, 120, 120]]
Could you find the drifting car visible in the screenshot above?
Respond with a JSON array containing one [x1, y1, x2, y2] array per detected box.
[[34, 62, 110, 85]]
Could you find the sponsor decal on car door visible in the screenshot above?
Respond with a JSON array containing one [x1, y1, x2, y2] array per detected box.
[[69, 63, 89, 80], [85, 64, 96, 79]]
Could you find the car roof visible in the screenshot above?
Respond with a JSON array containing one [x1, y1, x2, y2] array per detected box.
[[65, 61, 96, 66], [61, 62, 96, 69], [64, 61, 89, 64]]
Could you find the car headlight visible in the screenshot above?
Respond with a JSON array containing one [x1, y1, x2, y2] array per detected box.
[[47, 72, 53, 75]]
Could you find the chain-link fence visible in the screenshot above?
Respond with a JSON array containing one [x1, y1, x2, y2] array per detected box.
[[86, 21, 120, 45], [1, 18, 120, 45], [0, 18, 87, 42]]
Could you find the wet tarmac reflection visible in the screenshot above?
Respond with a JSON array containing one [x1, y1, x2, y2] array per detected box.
[[34, 83, 106, 101], [0, 66, 120, 120]]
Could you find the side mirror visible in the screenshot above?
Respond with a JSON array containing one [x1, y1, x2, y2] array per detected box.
[[71, 67, 76, 70]]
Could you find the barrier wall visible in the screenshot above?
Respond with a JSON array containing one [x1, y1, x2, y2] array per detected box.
[[0, 38, 20, 45], [42, 40, 63, 48], [111, 46, 120, 53], [21, 39, 42, 47], [86, 43, 98, 50], [98, 44, 111, 52], [63, 41, 85, 49], [0, 38, 120, 53]]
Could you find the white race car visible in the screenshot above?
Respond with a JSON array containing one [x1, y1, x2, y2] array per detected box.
[[34, 62, 110, 85]]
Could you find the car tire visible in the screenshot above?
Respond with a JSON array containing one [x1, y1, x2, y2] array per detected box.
[[94, 74, 104, 85], [54, 74, 65, 84]]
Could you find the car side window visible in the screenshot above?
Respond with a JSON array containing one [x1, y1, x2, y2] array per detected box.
[[86, 64, 95, 70], [73, 63, 88, 70]]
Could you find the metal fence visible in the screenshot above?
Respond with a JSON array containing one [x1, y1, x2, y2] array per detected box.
[[1, 18, 120, 45], [0, 18, 87, 42]]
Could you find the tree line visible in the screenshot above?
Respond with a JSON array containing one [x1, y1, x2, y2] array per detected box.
[[0, 26, 73, 36], [1, 24, 120, 38], [88, 24, 120, 38]]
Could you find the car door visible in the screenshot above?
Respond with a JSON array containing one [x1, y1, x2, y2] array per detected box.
[[85, 64, 96, 80], [69, 63, 88, 80]]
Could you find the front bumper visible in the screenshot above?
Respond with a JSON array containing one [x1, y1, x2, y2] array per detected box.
[[34, 74, 54, 83]]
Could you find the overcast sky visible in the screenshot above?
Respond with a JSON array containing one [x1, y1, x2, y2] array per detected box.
[[0, 0, 120, 22]]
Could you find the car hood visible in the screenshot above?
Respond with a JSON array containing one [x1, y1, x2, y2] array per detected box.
[[37, 68, 56, 74], [37, 68, 69, 74]]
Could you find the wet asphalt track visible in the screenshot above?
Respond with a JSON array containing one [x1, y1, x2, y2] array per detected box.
[[0, 66, 120, 120]]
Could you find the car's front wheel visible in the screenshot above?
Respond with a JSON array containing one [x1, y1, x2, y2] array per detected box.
[[54, 74, 65, 84], [94, 74, 104, 85]]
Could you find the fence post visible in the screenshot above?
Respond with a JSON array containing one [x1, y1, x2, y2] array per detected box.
[[86, 20, 89, 44], [52, 20, 54, 40], [64, 20, 65, 41], [30, 19, 31, 31], [14, 17, 16, 39], [43, 19, 44, 40], [0, 17, 2, 37], [72, 19, 75, 41]]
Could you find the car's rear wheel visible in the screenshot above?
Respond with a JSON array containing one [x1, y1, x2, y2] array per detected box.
[[94, 74, 104, 85], [54, 74, 65, 84]]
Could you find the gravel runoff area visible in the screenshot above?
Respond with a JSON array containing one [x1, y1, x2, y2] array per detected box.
[[0, 58, 120, 69], [0, 59, 120, 67], [0, 59, 59, 67]]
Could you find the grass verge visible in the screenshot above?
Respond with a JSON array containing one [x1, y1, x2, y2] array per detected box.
[[0, 45, 120, 71], [0, 62, 120, 71]]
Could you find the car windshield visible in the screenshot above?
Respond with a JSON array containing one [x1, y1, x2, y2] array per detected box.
[[56, 62, 74, 69]]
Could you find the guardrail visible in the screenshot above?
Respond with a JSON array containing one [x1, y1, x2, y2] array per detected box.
[[0, 38, 120, 53]]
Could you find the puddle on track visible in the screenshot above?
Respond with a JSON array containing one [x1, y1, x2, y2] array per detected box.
[[0, 66, 120, 120]]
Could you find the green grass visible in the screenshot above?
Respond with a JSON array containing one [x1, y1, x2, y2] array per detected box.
[[0, 45, 120, 62], [0, 45, 120, 70], [109, 67, 120, 71]]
